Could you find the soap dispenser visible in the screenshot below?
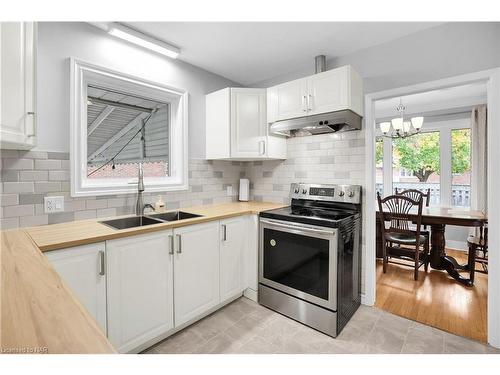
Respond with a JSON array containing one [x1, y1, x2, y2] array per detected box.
[[155, 195, 166, 213]]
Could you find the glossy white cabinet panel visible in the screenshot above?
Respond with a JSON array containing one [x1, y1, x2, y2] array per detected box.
[[230, 88, 267, 158], [106, 231, 174, 353], [45, 242, 107, 333], [219, 216, 246, 301], [266, 65, 363, 125], [206, 87, 286, 160], [173, 221, 220, 326], [0, 22, 36, 149]]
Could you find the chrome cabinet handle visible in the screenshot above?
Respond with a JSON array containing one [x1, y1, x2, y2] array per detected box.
[[302, 95, 307, 112], [222, 224, 227, 241], [176, 234, 182, 253], [98, 250, 105, 276], [258, 140, 266, 155], [308, 94, 313, 111], [26, 112, 36, 137], [168, 235, 174, 254]]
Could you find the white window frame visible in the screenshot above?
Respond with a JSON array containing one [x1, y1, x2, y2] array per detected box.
[[70, 58, 188, 197], [376, 117, 471, 206]]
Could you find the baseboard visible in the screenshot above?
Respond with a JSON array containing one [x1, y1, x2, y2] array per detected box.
[[361, 293, 374, 306], [243, 287, 258, 302], [446, 240, 468, 251]]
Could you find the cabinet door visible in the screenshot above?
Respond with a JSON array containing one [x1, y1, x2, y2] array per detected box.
[[271, 78, 308, 122], [174, 221, 220, 326], [219, 216, 246, 301], [106, 231, 174, 353], [307, 67, 349, 115], [230, 88, 267, 158], [45, 243, 107, 333], [244, 215, 259, 293], [0, 22, 36, 149]]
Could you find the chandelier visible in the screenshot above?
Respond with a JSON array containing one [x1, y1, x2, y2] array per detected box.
[[379, 98, 424, 139]]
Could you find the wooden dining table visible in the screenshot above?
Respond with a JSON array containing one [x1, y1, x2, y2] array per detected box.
[[376, 206, 487, 286]]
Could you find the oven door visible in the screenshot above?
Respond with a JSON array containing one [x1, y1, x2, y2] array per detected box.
[[259, 218, 338, 311]]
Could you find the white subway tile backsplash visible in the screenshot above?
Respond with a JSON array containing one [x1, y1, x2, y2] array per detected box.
[[0, 194, 19, 206], [3, 182, 34, 193], [34, 159, 61, 170], [20, 215, 48, 227], [2, 158, 34, 170], [19, 170, 49, 181], [3, 204, 34, 218]]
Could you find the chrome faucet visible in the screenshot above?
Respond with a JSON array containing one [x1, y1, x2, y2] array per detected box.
[[143, 203, 155, 215], [131, 164, 157, 216], [135, 163, 145, 216]]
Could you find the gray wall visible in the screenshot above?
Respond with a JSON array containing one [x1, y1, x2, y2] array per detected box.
[[252, 22, 500, 92], [36, 22, 237, 157]]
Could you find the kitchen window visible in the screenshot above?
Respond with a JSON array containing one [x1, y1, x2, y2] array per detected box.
[[70, 59, 188, 197], [377, 118, 471, 207]]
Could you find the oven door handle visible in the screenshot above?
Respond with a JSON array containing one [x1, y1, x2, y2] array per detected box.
[[260, 218, 335, 236]]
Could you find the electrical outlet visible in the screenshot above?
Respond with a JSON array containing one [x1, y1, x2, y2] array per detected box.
[[226, 186, 233, 196], [44, 196, 64, 214]]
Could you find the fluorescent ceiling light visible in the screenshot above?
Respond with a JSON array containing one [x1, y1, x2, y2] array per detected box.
[[108, 24, 180, 59]]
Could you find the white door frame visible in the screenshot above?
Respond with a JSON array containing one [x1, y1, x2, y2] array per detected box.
[[363, 68, 500, 348]]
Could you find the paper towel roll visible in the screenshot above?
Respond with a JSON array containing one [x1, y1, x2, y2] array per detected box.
[[239, 178, 249, 201]]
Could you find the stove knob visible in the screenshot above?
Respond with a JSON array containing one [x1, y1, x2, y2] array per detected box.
[[348, 191, 355, 198], [294, 188, 299, 194], [302, 189, 308, 194], [338, 191, 345, 197]]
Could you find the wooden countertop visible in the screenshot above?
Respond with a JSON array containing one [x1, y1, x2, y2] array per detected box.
[[1, 201, 283, 353], [1, 230, 116, 353], [26, 201, 285, 252]]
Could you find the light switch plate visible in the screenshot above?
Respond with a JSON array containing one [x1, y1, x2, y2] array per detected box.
[[226, 186, 233, 196], [44, 196, 64, 214]]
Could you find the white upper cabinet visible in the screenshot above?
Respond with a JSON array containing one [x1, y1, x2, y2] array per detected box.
[[173, 221, 221, 327], [45, 243, 107, 333], [106, 231, 174, 353], [230, 88, 267, 158], [0, 22, 37, 149], [267, 65, 363, 123], [206, 87, 286, 160], [267, 78, 308, 122]]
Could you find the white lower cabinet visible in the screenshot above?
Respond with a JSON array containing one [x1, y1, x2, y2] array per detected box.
[[106, 231, 174, 353], [219, 216, 246, 301], [173, 221, 220, 327], [45, 242, 107, 333], [45, 216, 256, 353], [243, 215, 259, 300]]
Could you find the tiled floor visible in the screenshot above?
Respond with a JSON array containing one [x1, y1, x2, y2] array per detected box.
[[143, 297, 499, 354]]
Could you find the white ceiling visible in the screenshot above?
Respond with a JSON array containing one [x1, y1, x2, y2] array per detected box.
[[126, 22, 442, 85], [375, 83, 487, 120]]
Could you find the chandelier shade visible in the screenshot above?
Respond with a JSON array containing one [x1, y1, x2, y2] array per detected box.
[[378, 99, 424, 139]]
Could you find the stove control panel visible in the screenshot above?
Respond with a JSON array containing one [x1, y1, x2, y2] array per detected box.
[[290, 183, 361, 204]]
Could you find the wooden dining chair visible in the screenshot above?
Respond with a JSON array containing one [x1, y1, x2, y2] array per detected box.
[[377, 192, 430, 281], [467, 222, 488, 284], [395, 188, 431, 245], [394, 188, 431, 207]]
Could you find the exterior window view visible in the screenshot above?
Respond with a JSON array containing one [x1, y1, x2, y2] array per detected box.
[[86, 86, 170, 179], [0, 7, 499, 373]]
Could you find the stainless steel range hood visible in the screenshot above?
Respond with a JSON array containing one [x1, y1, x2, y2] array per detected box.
[[269, 109, 362, 137]]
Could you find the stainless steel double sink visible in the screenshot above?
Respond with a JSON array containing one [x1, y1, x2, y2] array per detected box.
[[100, 211, 201, 230]]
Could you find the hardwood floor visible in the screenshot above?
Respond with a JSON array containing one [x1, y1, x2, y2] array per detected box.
[[375, 249, 488, 343]]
